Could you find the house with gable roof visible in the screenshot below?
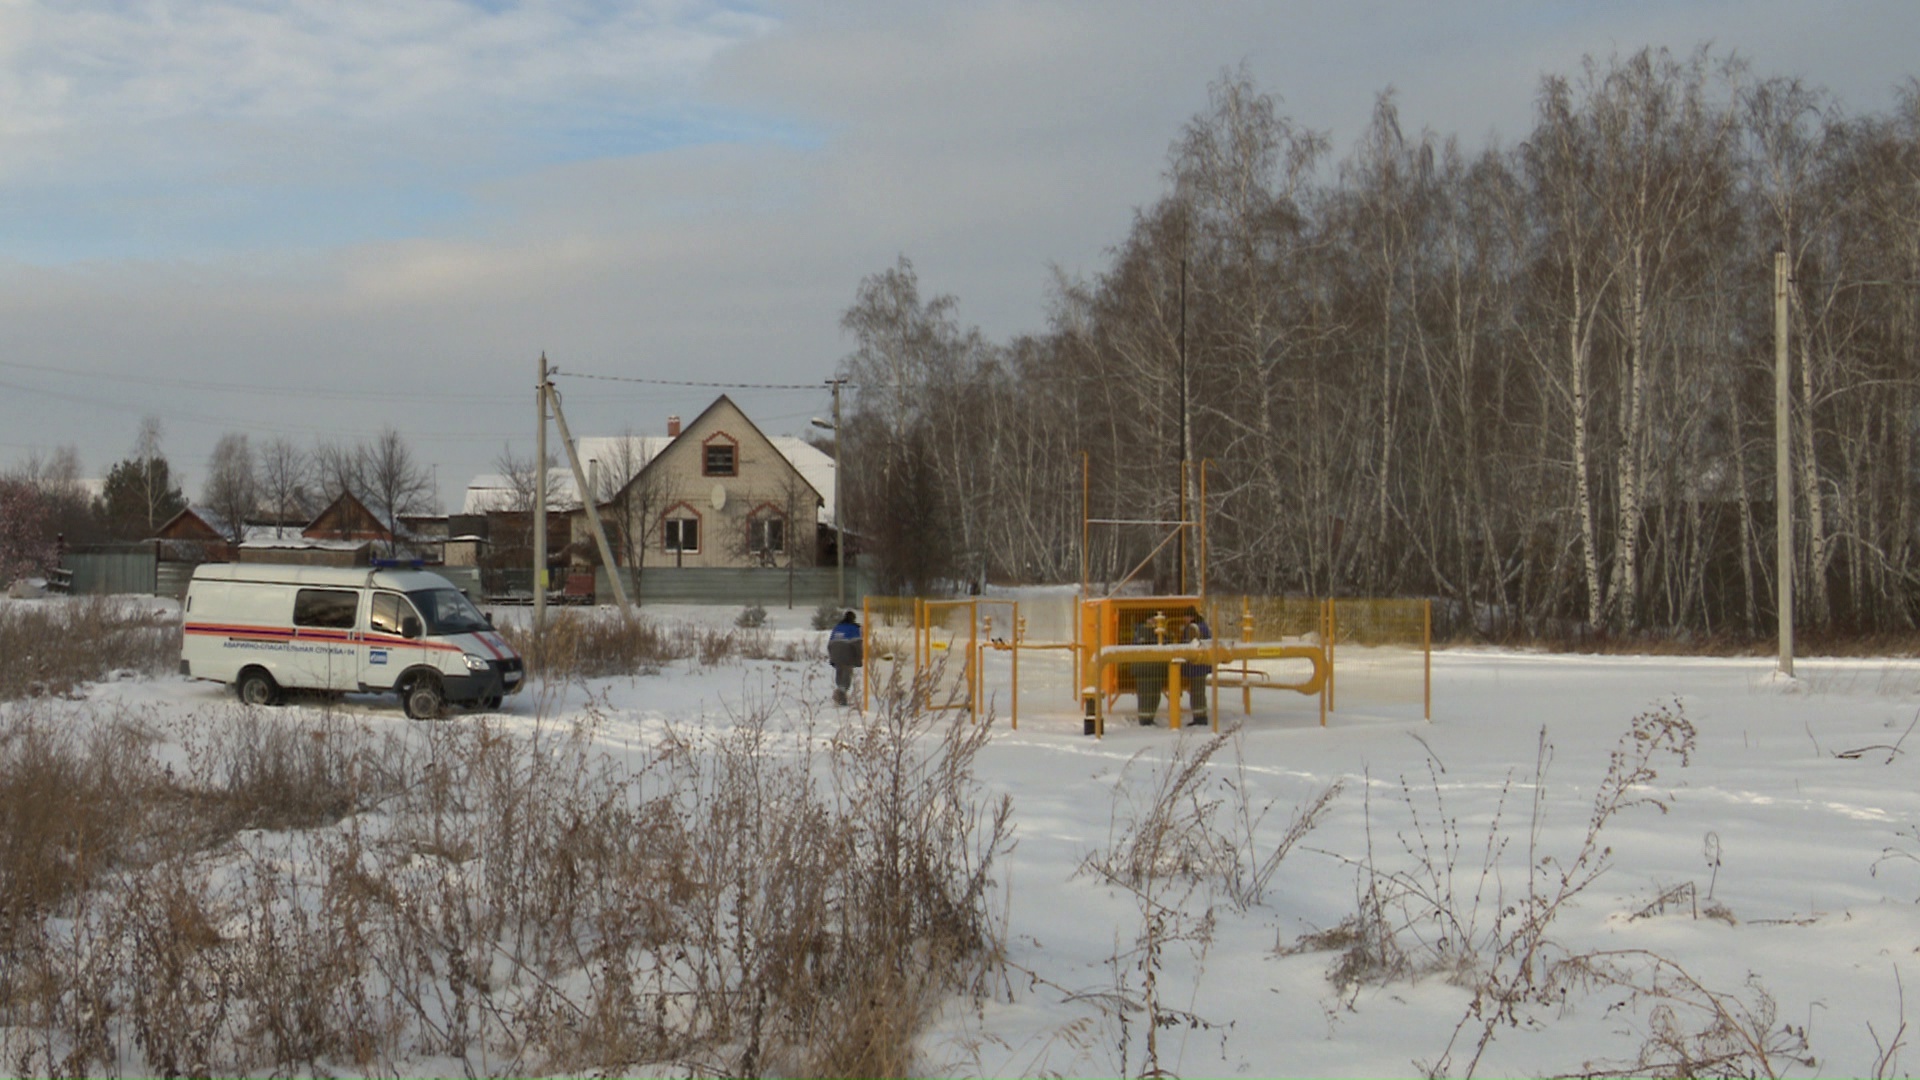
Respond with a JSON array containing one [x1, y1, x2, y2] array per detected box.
[[601, 394, 827, 571], [152, 505, 239, 563], [461, 394, 841, 585]]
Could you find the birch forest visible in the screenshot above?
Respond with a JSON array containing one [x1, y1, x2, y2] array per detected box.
[[834, 47, 1920, 639]]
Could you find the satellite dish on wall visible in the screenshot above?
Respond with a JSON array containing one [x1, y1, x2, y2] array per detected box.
[[711, 484, 728, 511]]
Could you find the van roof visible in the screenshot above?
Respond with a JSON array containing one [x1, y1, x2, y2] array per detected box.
[[189, 563, 456, 593]]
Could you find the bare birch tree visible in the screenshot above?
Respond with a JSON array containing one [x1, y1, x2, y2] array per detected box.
[[201, 433, 258, 545]]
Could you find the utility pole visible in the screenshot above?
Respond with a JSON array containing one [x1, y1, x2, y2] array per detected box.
[[1775, 251, 1793, 676], [546, 379, 631, 610], [534, 352, 548, 642], [830, 377, 846, 608], [814, 376, 844, 607], [1177, 258, 1190, 594]]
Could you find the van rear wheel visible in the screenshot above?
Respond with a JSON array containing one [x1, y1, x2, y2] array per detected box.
[[237, 668, 280, 707], [403, 676, 445, 720]]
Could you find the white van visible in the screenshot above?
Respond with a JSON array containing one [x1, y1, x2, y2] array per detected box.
[[181, 563, 524, 718]]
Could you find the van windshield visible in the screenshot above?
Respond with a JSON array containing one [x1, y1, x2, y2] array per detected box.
[[407, 588, 490, 635]]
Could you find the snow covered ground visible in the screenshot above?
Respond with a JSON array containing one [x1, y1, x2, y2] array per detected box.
[[19, 595, 1920, 1077]]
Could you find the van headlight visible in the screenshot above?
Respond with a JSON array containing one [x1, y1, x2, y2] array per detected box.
[[462, 654, 490, 672]]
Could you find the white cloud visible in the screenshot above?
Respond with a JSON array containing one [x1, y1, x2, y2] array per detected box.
[[0, 1, 778, 191], [1, 0, 1917, 508]]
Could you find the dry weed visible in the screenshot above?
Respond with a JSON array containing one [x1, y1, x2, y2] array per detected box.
[[499, 607, 789, 681], [0, 671, 1009, 1078], [1080, 727, 1339, 1077], [1558, 954, 1815, 1078], [0, 596, 179, 701], [1309, 702, 1700, 1078]]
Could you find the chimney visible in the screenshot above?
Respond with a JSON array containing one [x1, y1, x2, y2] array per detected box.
[[667, 414, 682, 438]]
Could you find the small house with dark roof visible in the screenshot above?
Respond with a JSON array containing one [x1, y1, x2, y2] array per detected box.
[[152, 506, 239, 563], [303, 491, 395, 546]]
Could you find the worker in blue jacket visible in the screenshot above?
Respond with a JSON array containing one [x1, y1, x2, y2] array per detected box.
[[827, 611, 863, 706]]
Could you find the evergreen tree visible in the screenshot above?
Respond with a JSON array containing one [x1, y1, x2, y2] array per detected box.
[[99, 456, 187, 539]]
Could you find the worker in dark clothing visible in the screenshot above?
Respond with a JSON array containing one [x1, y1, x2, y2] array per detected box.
[[827, 611, 863, 706], [1181, 607, 1212, 725], [1133, 615, 1165, 725]]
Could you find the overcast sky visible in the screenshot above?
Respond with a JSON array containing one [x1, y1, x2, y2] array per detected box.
[[0, 0, 1914, 512]]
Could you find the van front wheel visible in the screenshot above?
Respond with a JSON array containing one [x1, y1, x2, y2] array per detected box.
[[237, 668, 280, 707], [403, 676, 445, 720]]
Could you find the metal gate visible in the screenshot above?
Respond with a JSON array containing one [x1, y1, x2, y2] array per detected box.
[[62, 546, 159, 596]]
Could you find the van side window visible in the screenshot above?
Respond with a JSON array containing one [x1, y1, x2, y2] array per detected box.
[[370, 592, 420, 638], [294, 589, 358, 630]]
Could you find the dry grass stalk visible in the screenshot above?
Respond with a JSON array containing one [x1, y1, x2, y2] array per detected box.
[[0, 667, 1009, 1078], [1079, 727, 1339, 1078], [0, 597, 179, 702], [497, 607, 793, 682], [1295, 703, 1702, 1078]]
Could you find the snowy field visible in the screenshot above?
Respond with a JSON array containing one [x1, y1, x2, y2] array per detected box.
[[14, 595, 1920, 1077]]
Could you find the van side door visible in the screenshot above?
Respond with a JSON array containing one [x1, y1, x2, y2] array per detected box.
[[361, 590, 430, 691], [289, 587, 362, 691]]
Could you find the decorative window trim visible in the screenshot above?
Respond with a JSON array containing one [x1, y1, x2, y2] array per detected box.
[[702, 432, 739, 477], [662, 501, 703, 554], [746, 503, 787, 557]]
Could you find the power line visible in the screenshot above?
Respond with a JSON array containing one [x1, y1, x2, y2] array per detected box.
[[0, 358, 516, 405], [0, 374, 531, 461], [555, 369, 828, 391]]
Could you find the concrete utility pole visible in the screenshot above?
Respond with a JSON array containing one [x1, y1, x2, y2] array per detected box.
[[1774, 251, 1793, 676], [534, 352, 548, 640], [546, 381, 631, 610], [832, 377, 846, 608], [815, 379, 849, 608]]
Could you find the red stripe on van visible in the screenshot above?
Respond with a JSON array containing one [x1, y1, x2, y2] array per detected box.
[[185, 623, 294, 640], [361, 632, 462, 653]]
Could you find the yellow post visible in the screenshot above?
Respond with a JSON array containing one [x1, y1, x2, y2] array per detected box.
[[1424, 598, 1432, 722], [1011, 601, 1021, 731], [1326, 599, 1338, 714], [1073, 594, 1085, 707], [1240, 596, 1254, 715], [1149, 609, 1176, 729], [1205, 597, 1219, 732], [1318, 598, 1330, 726], [968, 599, 979, 723]]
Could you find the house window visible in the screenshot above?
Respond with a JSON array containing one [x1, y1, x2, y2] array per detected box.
[[703, 435, 737, 477], [749, 514, 785, 559], [664, 516, 700, 554]]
